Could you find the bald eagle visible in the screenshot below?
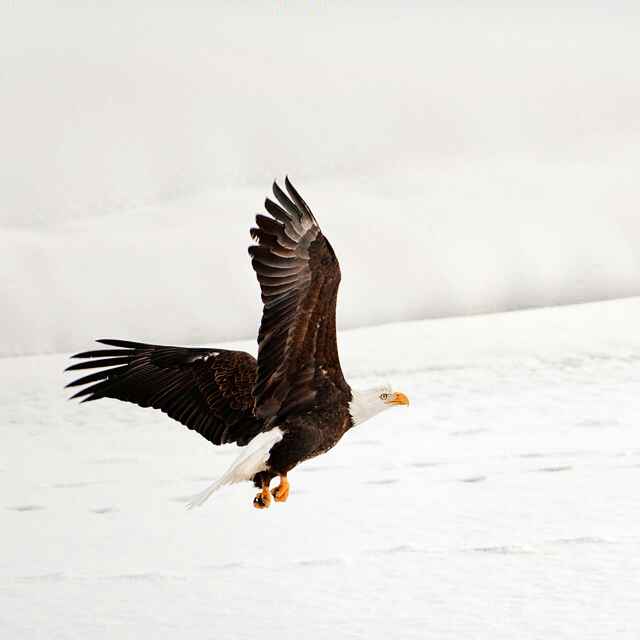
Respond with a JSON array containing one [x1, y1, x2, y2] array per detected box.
[[66, 178, 409, 509]]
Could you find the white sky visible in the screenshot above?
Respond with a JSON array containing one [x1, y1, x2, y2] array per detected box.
[[2, 3, 640, 355]]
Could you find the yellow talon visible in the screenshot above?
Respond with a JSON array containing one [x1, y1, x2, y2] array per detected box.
[[271, 475, 290, 502]]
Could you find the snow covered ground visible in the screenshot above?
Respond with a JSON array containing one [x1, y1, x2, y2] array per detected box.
[[2, 297, 639, 639]]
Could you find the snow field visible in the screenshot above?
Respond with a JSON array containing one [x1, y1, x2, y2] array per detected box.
[[1, 298, 640, 638]]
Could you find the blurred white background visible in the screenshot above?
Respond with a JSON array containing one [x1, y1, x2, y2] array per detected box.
[[2, 2, 639, 356]]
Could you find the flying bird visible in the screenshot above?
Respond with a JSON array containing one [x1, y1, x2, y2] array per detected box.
[[66, 178, 410, 509]]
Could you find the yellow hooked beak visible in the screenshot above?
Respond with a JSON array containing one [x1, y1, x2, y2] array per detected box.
[[386, 391, 410, 406]]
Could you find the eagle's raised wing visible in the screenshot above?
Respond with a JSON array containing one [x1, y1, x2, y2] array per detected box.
[[249, 178, 350, 420], [65, 339, 264, 446]]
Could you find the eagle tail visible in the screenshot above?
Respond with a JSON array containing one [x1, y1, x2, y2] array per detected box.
[[185, 427, 284, 509]]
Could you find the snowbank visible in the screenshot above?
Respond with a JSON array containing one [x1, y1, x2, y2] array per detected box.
[[3, 4, 640, 356], [4, 168, 640, 357]]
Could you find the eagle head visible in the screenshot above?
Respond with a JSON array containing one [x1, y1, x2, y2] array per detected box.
[[349, 385, 410, 426]]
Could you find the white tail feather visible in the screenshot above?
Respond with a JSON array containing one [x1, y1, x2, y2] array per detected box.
[[186, 427, 284, 509]]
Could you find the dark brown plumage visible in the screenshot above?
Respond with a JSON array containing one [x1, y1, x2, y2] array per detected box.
[[250, 177, 350, 420], [66, 341, 263, 446], [66, 178, 359, 507]]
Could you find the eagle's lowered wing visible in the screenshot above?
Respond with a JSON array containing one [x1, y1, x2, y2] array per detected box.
[[66, 339, 264, 446]]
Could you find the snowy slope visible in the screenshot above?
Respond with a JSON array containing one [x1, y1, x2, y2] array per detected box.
[[2, 298, 640, 639], [4, 4, 640, 357]]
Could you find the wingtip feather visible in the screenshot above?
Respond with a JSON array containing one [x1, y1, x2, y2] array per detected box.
[[96, 338, 147, 348]]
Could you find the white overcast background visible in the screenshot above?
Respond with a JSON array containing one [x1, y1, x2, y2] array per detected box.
[[2, 3, 640, 356]]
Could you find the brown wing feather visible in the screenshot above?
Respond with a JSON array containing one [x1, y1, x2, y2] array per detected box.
[[65, 339, 265, 446], [249, 178, 350, 420]]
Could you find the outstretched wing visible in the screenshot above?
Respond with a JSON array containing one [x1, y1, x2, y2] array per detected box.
[[249, 177, 350, 420], [65, 339, 264, 446]]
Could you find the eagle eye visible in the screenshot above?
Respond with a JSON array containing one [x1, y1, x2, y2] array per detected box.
[[380, 393, 390, 400]]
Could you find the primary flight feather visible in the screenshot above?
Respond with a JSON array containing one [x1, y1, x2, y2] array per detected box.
[[66, 178, 409, 509]]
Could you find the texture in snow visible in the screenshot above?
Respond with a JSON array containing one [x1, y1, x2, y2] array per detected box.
[[3, 4, 640, 356], [2, 298, 640, 639]]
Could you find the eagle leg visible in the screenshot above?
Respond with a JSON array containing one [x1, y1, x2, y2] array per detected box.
[[253, 478, 272, 509], [271, 475, 290, 502]]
